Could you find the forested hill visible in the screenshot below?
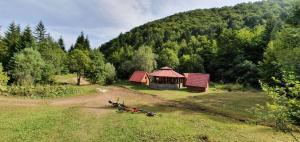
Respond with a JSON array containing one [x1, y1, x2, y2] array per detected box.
[[100, 0, 288, 52], [99, 0, 297, 87]]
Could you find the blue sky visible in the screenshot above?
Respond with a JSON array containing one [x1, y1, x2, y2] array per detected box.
[[0, 0, 259, 49]]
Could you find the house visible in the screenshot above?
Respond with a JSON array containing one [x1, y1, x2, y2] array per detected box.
[[149, 67, 185, 89], [184, 73, 210, 92], [129, 71, 149, 85]]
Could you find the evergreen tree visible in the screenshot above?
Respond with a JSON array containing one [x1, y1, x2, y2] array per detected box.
[[84, 36, 91, 49], [58, 37, 66, 52], [34, 21, 47, 42], [18, 26, 35, 51], [2, 22, 21, 70], [69, 44, 74, 52], [74, 32, 91, 51]]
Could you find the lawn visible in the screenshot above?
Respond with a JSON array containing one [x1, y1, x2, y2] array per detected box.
[[0, 77, 299, 142], [0, 103, 297, 142], [118, 81, 270, 120]]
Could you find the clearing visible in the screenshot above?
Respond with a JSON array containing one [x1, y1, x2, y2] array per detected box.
[[0, 77, 299, 142]]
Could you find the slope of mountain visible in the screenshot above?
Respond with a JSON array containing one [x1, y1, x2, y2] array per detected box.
[[99, 0, 293, 86]]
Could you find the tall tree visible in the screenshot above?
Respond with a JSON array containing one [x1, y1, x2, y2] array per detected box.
[[131, 46, 157, 72], [68, 49, 91, 85], [0, 36, 8, 64], [58, 37, 66, 52], [158, 48, 179, 69], [34, 21, 47, 42], [2, 22, 21, 70], [18, 26, 35, 51], [85, 50, 106, 84], [73, 32, 90, 51], [38, 36, 67, 75]]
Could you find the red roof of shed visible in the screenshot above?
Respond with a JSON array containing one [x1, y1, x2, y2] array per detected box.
[[129, 71, 148, 82], [184, 73, 210, 88], [149, 67, 184, 78]]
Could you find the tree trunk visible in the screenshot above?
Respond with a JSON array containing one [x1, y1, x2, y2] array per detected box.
[[77, 73, 81, 86]]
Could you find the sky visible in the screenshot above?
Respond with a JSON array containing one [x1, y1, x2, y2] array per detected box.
[[0, 0, 259, 49]]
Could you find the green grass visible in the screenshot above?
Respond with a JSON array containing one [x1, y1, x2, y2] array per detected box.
[[53, 74, 77, 85], [118, 81, 203, 100], [0, 105, 298, 142], [0, 79, 299, 141], [118, 81, 270, 120]]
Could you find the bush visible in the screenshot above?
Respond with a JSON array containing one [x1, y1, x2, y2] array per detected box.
[[0, 63, 9, 92], [8, 85, 80, 98]]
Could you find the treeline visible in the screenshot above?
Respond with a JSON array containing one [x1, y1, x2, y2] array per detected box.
[[99, 0, 297, 88], [0, 22, 115, 88]]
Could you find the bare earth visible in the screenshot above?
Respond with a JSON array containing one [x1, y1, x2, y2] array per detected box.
[[0, 86, 165, 116]]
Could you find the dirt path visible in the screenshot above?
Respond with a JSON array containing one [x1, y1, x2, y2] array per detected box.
[[0, 86, 165, 116]]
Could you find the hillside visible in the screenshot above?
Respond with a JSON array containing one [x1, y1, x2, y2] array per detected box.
[[99, 0, 293, 86]]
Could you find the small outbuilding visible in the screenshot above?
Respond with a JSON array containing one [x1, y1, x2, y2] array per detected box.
[[184, 73, 210, 92], [129, 71, 150, 85]]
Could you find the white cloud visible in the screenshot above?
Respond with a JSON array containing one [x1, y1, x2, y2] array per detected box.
[[0, 0, 260, 49]]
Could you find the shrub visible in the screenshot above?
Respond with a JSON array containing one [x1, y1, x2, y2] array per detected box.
[[0, 63, 9, 92], [8, 85, 80, 98]]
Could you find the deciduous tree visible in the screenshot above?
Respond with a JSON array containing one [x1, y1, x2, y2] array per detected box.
[[68, 49, 91, 85]]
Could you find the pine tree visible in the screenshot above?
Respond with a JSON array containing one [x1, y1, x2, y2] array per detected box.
[[18, 26, 35, 51], [84, 35, 91, 50], [58, 37, 66, 52], [2, 22, 21, 70], [34, 21, 47, 42], [74, 32, 90, 51], [69, 44, 74, 52]]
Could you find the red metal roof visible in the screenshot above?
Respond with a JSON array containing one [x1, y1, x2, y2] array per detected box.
[[184, 73, 210, 88], [149, 67, 184, 78], [129, 71, 148, 82]]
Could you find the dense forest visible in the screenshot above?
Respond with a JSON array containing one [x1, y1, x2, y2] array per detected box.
[[100, 0, 299, 88]]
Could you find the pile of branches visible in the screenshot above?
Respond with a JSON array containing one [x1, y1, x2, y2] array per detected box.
[[108, 99, 156, 117]]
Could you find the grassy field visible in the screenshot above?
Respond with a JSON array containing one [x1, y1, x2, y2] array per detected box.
[[0, 76, 299, 142], [118, 81, 270, 120]]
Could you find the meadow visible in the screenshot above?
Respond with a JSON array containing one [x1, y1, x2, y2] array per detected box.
[[0, 75, 299, 142]]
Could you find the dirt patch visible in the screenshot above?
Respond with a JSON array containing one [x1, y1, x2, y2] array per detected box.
[[0, 96, 47, 107], [0, 86, 166, 116], [49, 86, 165, 115]]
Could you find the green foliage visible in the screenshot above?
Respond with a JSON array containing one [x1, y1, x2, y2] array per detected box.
[[256, 72, 300, 131], [99, 0, 292, 86], [37, 37, 67, 75], [2, 22, 21, 70], [34, 21, 47, 42], [10, 48, 45, 85], [287, 0, 300, 25], [72, 32, 91, 51], [8, 85, 79, 98], [58, 37, 66, 52], [103, 63, 116, 84], [0, 37, 8, 64], [123, 45, 157, 73], [68, 49, 91, 85], [0, 64, 9, 92], [85, 50, 106, 84], [158, 48, 179, 68], [179, 54, 204, 73], [18, 26, 35, 51]]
